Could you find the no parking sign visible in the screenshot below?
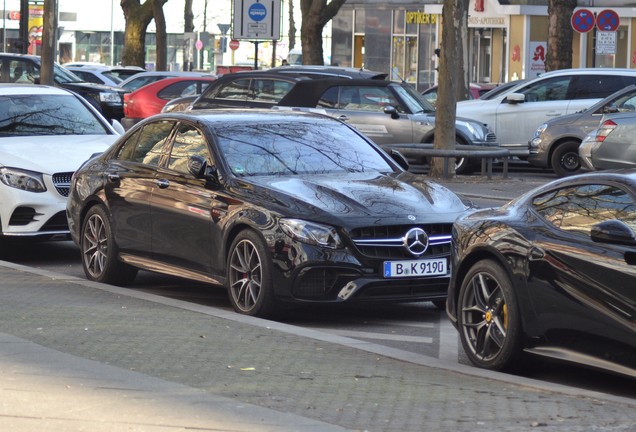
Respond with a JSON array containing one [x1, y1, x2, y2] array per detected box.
[[571, 9, 595, 33]]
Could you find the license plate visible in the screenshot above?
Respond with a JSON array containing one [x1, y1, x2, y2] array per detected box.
[[383, 258, 448, 278]]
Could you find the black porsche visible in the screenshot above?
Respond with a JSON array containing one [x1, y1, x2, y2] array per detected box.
[[447, 170, 636, 378], [67, 110, 469, 318]]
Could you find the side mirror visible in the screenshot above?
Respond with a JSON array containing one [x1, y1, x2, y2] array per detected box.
[[505, 93, 525, 104], [111, 119, 126, 135], [390, 149, 409, 171], [383, 105, 400, 119], [187, 155, 217, 181], [591, 219, 636, 246]]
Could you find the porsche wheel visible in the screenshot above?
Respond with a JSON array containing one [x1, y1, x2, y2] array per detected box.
[[457, 259, 523, 371]]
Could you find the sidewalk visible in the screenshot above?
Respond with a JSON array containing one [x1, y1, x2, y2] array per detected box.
[[1, 260, 635, 432]]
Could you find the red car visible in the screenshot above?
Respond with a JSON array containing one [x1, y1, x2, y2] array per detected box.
[[122, 76, 216, 129]]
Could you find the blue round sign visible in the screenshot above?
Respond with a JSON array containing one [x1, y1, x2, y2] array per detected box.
[[248, 3, 267, 22], [571, 9, 594, 33], [597, 9, 619, 32]]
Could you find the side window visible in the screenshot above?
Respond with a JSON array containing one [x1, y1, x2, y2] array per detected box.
[[166, 124, 211, 175], [116, 121, 175, 165], [533, 184, 636, 234], [569, 75, 625, 100], [517, 76, 571, 103], [336, 86, 398, 112], [317, 87, 339, 108], [252, 79, 294, 103], [10, 60, 37, 83], [157, 81, 199, 100], [216, 79, 250, 100]]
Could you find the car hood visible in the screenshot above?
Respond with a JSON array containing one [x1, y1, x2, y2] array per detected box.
[[235, 171, 468, 226], [545, 111, 583, 126], [0, 135, 117, 174]]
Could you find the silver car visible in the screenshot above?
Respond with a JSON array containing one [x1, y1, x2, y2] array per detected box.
[[276, 78, 499, 174], [529, 85, 636, 177], [579, 113, 636, 171]]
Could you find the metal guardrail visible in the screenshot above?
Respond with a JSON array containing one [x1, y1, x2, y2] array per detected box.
[[385, 144, 510, 180]]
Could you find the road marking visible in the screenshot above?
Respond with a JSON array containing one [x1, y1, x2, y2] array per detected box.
[[307, 328, 433, 343]]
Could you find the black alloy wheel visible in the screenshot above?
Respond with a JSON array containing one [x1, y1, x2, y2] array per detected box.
[[457, 259, 524, 371]]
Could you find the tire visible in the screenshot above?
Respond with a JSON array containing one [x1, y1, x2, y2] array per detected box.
[[226, 229, 277, 318], [80, 205, 137, 285], [550, 140, 581, 177], [457, 259, 524, 371]]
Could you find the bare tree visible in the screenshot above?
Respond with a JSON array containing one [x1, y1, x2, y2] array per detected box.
[[121, 0, 168, 69], [430, 0, 467, 178], [288, 0, 296, 50], [184, 0, 194, 33], [299, 0, 346, 65], [545, 0, 576, 71]]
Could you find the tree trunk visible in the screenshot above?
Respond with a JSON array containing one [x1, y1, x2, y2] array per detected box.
[[299, 0, 346, 65], [121, 0, 167, 68], [184, 0, 194, 33], [546, 0, 576, 71], [456, 2, 469, 102], [288, 0, 296, 50], [153, 0, 167, 71], [431, 0, 464, 179]]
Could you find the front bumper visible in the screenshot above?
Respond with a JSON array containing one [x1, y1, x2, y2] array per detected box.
[[0, 175, 71, 240]]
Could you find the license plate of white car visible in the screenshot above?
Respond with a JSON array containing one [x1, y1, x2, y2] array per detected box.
[[383, 258, 448, 278]]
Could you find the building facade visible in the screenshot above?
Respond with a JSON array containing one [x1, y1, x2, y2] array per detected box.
[[331, 0, 636, 91]]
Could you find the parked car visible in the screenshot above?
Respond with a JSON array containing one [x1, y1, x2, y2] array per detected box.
[[274, 78, 498, 173], [421, 82, 496, 107], [118, 71, 213, 93], [0, 84, 120, 242], [0, 53, 127, 121], [161, 94, 198, 113], [66, 66, 124, 86], [477, 79, 528, 100], [457, 68, 636, 158], [122, 76, 217, 129], [447, 170, 636, 378], [66, 110, 470, 318], [528, 85, 636, 177], [190, 67, 388, 112], [578, 114, 636, 171]]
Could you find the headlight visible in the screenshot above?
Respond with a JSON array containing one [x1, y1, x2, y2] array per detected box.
[[0, 167, 46, 192], [533, 123, 548, 139], [279, 218, 343, 249], [99, 92, 122, 104], [456, 120, 484, 140]]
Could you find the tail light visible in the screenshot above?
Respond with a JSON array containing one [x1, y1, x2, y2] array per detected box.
[[594, 119, 617, 143]]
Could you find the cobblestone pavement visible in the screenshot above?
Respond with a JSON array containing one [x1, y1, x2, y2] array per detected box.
[[1, 261, 634, 432]]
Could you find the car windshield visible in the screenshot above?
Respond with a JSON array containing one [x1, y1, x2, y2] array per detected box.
[[53, 63, 85, 83], [392, 84, 435, 114], [215, 120, 394, 176], [0, 94, 108, 136]]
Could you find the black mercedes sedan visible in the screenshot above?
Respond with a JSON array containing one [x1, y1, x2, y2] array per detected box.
[[447, 170, 636, 378], [67, 110, 469, 318]]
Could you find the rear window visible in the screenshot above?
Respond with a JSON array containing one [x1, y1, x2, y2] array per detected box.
[[568, 75, 631, 100]]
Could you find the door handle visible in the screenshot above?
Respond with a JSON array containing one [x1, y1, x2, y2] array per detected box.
[[107, 174, 120, 183], [338, 115, 349, 121], [155, 179, 170, 189]]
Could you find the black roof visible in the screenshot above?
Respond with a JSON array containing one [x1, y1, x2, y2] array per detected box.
[[216, 66, 387, 81], [277, 78, 399, 108]]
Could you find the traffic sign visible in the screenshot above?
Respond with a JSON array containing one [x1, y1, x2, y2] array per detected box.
[[571, 8, 595, 33], [229, 39, 240, 50], [596, 9, 619, 32], [195, 40, 203, 51]]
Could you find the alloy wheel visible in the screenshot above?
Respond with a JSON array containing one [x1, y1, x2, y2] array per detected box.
[[228, 238, 263, 313], [82, 212, 108, 279]]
